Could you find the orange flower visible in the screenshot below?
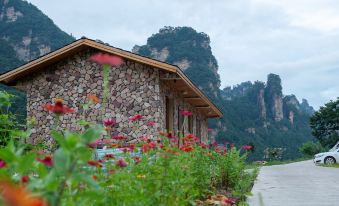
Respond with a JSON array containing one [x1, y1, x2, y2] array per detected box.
[[87, 94, 100, 104], [0, 181, 48, 206]]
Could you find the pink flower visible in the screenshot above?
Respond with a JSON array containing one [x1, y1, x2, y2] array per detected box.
[[170, 138, 178, 143], [224, 198, 236, 205], [0, 160, 6, 168], [89, 53, 124, 66], [242, 145, 253, 150], [129, 114, 143, 121], [179, 110, 193, 116], [103, 118, 115, 127], [147, 121, 156, 126], [112, 135, 127, 140], [208, 128, 213, 132], [36, 155, 53, 166], [116, 158, 128, 168]]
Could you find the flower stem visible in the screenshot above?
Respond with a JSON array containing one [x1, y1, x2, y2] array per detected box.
[[102, 64, 110, 117]]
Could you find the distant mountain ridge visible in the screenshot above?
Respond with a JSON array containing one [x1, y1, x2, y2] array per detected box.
[[0, 0, 74, 73], [134, 26, 315, 160]]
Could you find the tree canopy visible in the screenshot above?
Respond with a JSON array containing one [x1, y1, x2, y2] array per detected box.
[[310, 98, 339, 147]]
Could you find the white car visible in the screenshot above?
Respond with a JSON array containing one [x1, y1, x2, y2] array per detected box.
[[314, 142, 339, 165]]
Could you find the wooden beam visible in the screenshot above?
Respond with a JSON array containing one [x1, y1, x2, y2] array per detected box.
[[195, 105, 210, 109], [160, 78, 181, 81], [184, 96, 200, 99]]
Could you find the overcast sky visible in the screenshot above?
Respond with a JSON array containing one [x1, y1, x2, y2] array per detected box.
[[28, 0, 339, 109]]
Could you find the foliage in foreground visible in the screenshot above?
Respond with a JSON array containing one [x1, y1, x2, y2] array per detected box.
[[0, 88, 256, 206]]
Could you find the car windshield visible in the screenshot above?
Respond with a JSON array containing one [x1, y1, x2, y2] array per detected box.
[[329, 142, 339, 152]]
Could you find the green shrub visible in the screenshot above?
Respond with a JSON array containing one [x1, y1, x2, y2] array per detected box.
[[299, 141, 325, 157]]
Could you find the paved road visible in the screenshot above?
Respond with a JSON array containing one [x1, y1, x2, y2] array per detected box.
[[248, 160, 339, 206]]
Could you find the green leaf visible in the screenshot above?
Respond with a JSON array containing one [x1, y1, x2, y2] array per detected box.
[[82, 126, 103, 143], [17, 152, 36, 173], [51, 130, 67, 148], [0, 148, 16, 162], [54, 149, 71, 175]]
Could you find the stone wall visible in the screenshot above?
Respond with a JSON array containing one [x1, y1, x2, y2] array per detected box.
[[17, 48, 209, 146], [18, 49, 163, 145]]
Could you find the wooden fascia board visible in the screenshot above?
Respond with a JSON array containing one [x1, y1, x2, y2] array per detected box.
[[176, 70, 223, 117]]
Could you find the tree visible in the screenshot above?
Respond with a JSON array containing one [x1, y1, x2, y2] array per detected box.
[[310, 98, 339, 147]]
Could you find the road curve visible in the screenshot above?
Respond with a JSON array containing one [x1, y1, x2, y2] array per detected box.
[[248, 160, 339, 206]]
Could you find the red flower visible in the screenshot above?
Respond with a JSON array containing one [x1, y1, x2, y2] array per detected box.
[[128, 114, 143, 121], [87, 160, 102, 167], [180, 145, 194, 152], [242, 145, 252, 150], [89, 53, 124, 67], [92, 175, 98, 181], [129, 144, 136, 151], [116, 158, 128, 168], [104, 154, 114, 159], [0, 160, 6, 168], [200, 143, 209, 149], [21, 176, 29, 184], [112, 135, 127, 140], [132, 156, 141, 164], [42, 98, 74, 115], [36, 155, 53, 166], [141, 142, 156, 153], [170, 138, 178, 143], [120, 147, 131, 153], [179, 110, 193, 116], [166, 132, 175, 139], [103, 118, 115, 127]]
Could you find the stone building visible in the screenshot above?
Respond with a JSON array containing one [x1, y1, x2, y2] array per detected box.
[[0, 38, 222, 145]]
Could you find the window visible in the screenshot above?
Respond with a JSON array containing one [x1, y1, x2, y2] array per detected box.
[[165, 97, 174, 132]]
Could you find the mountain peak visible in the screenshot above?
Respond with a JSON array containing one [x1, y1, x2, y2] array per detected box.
[[0, 0, 74, 72], [133, 26, 220, 99]]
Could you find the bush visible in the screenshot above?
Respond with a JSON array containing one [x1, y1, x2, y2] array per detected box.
[[299, 141, 324, 157]]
